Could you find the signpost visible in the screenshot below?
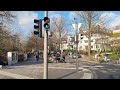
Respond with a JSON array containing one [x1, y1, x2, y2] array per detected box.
[[72, 20, 82, 71]]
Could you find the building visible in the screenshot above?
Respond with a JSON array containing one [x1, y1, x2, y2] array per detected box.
[[61, 35, 74, 50], [76, 29, 111, 52], [113, 29, 120, 33], [61, 27, 112, 52]]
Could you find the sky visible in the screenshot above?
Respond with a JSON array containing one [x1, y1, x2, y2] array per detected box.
[[11, 11, 120, 41]]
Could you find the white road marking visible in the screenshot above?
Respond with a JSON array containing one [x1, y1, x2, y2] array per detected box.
[[81, 73, 92, 79], [114, 69, 120, 70], [80, 69, 93, 79], [93, 65, 104, 68], [5, 65, 82, 70], [0, 70, 34, 79], [82, 65, 104, 68]]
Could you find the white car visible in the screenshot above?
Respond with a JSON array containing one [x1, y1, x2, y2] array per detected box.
[[72, 54, 81, 59]]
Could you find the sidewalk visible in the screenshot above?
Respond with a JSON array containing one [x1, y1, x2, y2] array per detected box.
[[0, 59, 93, 79], [81, 55, 99, 64]]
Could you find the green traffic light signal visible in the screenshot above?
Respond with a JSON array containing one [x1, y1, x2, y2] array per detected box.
[[44, 23, 50, 29], [44, 17, 50, 30], [45, 25, 49, 29]]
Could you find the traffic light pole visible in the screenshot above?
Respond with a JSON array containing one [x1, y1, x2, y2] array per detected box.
[[36, 36, 38, 54], [43, 11, 48, 79]]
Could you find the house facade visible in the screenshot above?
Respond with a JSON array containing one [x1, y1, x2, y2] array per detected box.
[[61, 32, 111, 52], [77, 32, 111, 52]]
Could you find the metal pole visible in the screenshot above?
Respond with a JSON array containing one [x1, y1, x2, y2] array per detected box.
[[75, 19, 79, 71], [43, 11, 48, 79], [36, 36, 38, 52]]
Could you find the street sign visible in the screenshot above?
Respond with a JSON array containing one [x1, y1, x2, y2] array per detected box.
[[72, 24, 76, 30], [72, 23, 82, 32], [78, 23, 82, 30]]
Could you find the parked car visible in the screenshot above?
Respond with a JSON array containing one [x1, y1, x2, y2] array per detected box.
[[72, 54, 81, 59]]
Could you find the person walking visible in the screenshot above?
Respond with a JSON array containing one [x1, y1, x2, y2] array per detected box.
[[36, 52, 39, 61], [62, 50, 66, 63]]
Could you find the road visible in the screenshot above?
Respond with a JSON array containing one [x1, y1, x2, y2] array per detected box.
[[76, 57, 120, 79], [0, 56, 120, 79]]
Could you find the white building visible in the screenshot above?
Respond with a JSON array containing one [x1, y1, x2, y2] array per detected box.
[[61, 30, 111, 52], [76, 31, 110, 52], [61, 35, 74, 50], [113, 29, 120, 33]]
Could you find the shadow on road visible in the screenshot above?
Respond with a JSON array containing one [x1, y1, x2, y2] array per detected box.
[[57, 70, 81, 79]]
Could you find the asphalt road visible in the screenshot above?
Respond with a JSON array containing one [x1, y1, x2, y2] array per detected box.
[[76, 57, 120, 79], [89, 64, 120, 79]]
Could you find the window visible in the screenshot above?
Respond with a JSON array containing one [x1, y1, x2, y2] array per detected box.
[[91, 46, 93, 48], [91, 40, 93, 42], [96, 45, 98, 48], [85, 46, 88, 50], [84, 40, 88, 43]]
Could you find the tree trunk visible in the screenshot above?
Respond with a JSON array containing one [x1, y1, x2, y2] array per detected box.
[[88, 31, 91, 60], [88, 12, 92, 60]]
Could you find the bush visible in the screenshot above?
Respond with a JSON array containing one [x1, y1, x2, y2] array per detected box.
[[91, 50, 97, 55], [108, 53, 120, 60], [0, 55, 7, 65], [64, 49, 76, 55], [79, 50, 88, 55]]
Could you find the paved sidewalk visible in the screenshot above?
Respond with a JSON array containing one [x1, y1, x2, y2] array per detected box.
[[0, 59, 92, 79]]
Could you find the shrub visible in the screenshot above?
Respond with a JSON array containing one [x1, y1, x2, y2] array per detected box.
[[64, 49, 76, 55], [91, 50, 97, 55], [79, 50, 88, 55], [0, 55, 7, 65], [108, 53, 119, 60]]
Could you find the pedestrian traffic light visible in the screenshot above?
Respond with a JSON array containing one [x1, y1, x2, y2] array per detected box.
[[34, 19, 42, 37], [44, 17, 50, 30]]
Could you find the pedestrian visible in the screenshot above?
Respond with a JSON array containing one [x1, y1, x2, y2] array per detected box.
[[62, 50, 66, 63], [36, 52, 39, 61], [33, 52, 36, 61]]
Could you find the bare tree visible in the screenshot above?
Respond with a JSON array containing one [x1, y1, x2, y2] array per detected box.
[[75, 11, 107, 60], [0, 11, 15, 22], [0, 11, 25, 55], [50, 15, 69, 54], [25, 32, 44, 52]]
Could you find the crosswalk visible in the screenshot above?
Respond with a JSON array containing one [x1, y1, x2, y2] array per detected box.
[[82, 65, 104, 68]]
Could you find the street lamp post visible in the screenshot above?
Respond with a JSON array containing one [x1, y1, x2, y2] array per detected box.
[[74, 18, 79, 71]]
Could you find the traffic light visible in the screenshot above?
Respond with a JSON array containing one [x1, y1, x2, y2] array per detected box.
[[81, 34, 83, 39], [44, 17, 50, 29], [34, 19, 42, 37]]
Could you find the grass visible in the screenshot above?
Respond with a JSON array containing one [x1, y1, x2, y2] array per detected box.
[[108, 53, 120, 60]]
